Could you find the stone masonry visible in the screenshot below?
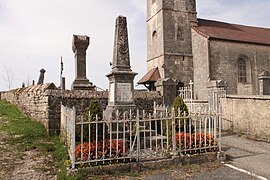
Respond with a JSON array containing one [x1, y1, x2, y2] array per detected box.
[[146, 0, 196, 85], [1, 85, 162, 134]]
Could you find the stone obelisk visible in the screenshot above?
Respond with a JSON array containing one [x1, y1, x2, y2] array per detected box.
[[71, 34, 95, 90], [104, 16, 137, 117]]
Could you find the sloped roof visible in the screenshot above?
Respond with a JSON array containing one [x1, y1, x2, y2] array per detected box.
[[193, 18, 270, 45], [138, 67, 161, 84]]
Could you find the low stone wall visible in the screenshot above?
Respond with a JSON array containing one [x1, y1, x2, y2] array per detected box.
[[184, 100, 209, 112], [1, 84, 52, 130], [221, 95, 270, 142], [1, 85, 162, 134]]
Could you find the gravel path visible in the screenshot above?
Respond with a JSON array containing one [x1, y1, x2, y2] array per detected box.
[[0, 116, 56, 180]]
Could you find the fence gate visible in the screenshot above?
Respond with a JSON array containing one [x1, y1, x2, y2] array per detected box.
[[208, 87, 226, 112]]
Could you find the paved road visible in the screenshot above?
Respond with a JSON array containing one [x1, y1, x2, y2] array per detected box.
[[136, 134, 270, 180], [222, 134, 270, 179]]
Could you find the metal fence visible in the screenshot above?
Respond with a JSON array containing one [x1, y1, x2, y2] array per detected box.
[[60, 104, 76, 169], [61, 106, 221, 169]]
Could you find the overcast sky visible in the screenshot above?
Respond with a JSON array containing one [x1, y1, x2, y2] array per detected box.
[[0, 0, 270, 91]]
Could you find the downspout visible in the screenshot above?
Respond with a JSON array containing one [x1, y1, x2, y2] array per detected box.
[[207, 38, 211, 81], [253, 51, 258, 94]]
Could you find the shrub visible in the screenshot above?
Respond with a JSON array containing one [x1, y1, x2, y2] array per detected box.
[[172, 96, 194, 133], [172, 96, 189, 116], [77, 100, 108, 142]]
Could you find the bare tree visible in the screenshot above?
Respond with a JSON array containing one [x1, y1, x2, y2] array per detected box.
[[1, 65, 15, 90]]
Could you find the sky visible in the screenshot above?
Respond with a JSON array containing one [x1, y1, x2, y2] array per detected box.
[[0, 0, 270, 91]]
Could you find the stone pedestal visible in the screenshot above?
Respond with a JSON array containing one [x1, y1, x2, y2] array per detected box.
[[259, 71, 270, 95], [155, 78, 178, 106], [104, 16, 137, 120], [71, 35, 95, 90]]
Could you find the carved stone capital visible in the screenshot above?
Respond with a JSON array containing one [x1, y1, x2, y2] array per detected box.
[[72, 34, 90, 53]]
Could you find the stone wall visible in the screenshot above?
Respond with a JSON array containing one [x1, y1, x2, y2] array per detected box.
[[209, 40, 270, 96], [1, 84, 52, 129], [221, 95, 270, 142], [1, 85, 162, 134]]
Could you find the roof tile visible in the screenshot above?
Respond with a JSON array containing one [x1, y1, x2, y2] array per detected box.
[[193, 19, 270, 45]]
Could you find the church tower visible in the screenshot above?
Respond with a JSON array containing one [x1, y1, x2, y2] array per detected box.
[[146, 0, 197, 85]]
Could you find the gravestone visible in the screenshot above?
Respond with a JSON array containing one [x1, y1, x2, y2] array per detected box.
[[37, 68, 46, 85], [104, 16, 137, 119], [259, 70, 270, 95], [71, 34, 95, 90]]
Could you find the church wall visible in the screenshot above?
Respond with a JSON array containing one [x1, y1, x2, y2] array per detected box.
[[146, 0, 196, 85], [163, 10, 193, 55], [147, 6, 164, 63], [163, 55, 193, 85], [209, 40, 270, 95], [192, 29, 209, 100]]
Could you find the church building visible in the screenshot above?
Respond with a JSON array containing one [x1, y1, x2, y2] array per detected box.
[[138, 0, 270, 100]]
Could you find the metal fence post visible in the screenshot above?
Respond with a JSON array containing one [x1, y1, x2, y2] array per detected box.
[[189, 80, 193, 112], [136, 109, 140, 162], [71, 106, 76, 170], [218, 105, 222, 152], [172, 108, 176, 155]]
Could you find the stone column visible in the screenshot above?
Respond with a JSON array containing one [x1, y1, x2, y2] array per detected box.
[[61, 77, 66, 90], [71, 34, 95, 90], [104, 16, 137, 118], [259, 70, 270, 95], [37, 68, 46, 85], [155, 78, 178, 106]]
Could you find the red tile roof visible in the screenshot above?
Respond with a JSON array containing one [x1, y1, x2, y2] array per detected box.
[[193, 19, 270, 45], [138, 67, 161, 84]]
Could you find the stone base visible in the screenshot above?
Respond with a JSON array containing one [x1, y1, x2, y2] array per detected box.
[[103, 105, 136, 121], [71, 79, 95, 90]]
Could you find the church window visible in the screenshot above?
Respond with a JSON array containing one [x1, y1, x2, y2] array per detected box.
[[238, 58, 247, 83]]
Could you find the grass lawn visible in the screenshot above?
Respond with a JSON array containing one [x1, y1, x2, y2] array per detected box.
[[0, 100, 82, 179]]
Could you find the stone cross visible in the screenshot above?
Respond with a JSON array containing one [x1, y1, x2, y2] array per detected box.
[[71, 34, 95, 90], [37, 68, 46, 85]]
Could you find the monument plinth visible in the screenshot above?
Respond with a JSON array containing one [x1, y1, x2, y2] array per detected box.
[[104, 16, 137, 118], [71, 34, 95, 90]]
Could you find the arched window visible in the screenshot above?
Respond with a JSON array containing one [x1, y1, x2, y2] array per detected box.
[[238, 58, 247, 83]]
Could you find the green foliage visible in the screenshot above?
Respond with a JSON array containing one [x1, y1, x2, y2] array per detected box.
[[171, 96, 193, 134], [85, 100, 103, 120], [172, 96, 189, 116], [80, 100, 107, 142]]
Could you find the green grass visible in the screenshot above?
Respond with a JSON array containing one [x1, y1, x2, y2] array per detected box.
[[0, 100, 82, 179]]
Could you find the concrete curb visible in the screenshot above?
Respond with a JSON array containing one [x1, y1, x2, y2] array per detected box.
[[75, 152, 221, 175]]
